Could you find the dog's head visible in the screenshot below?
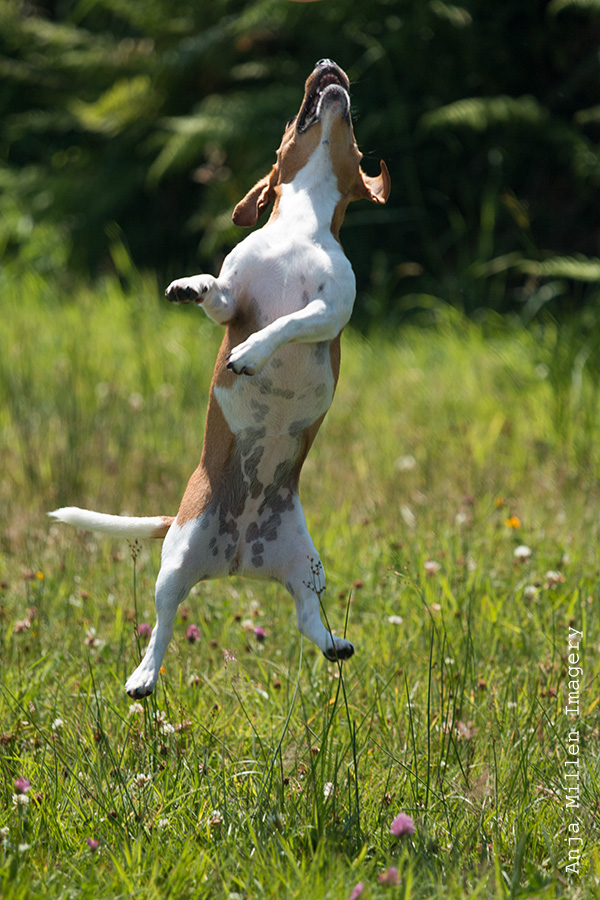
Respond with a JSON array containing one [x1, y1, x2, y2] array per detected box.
[[233, 59, 390, 231]]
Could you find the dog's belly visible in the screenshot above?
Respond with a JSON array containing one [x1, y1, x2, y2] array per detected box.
[[214, 340, 335, 442], [199, 341, 335, 577]]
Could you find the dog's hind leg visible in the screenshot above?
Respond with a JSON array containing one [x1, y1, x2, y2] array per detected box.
[[124, 516, 222, 698], [125, 561, 192, 698], [273, 537, 355, 662]]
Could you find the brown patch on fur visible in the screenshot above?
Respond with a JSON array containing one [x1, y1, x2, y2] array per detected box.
[[151, 516, 175, 538], [176, 302, 260, 527]]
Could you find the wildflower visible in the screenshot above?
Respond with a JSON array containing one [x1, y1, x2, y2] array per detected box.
[[36, 571, 44, 581], [505, 515, 521, 529], [523, 585, 538, 600], [51, 718, 64, 732], [456, 720, 477, 740], [13, 619, 31, 634], [157, 818, 169, 829], [545, 570, 565, 587], [209, 810, 224, 828], [254, 626, 266, 642], [17, 843, 31, 853], [513, 545, 532, 561], [223, 649, 237, 666], [378, 866, 400, 885], [160, 721, 175, 736], [128, 702, 144, 716], [137, 623, 152, 640], [424, 560, 441, 576], [0, 826, 9, 841], [86, 837, 100, 853], [349, 884, 365, 900], [12, 793, 30, 808], [387, 615, 403, 625], [84, 628, 99, 647], [132, 773, 152, 788], [323, 782, 335, 799], [14, 777, 31, 795], [390, 812, 415, 838], [249, 599, 263, 617], [186, 624, 200, 643]]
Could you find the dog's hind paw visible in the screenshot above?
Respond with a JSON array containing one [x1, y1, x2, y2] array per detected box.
[[125, 666, 158, 699], [323, 637, 355, 662]]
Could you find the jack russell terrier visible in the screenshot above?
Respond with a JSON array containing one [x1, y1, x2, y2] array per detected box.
[[50, 59, 390, 698]]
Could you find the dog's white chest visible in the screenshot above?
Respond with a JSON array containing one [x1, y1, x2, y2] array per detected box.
[[224, 232, 347, 326]]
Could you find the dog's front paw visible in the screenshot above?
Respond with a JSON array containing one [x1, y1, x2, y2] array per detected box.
[[165, 276, 214, 305], [226, 337, 271, 376], [323, 636, 355, 662]]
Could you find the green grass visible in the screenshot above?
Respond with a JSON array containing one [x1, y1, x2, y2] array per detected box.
[[1, 267, 599, 898]]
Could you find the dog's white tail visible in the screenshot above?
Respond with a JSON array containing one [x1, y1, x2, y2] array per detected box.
[[48, 507, 174, 539]]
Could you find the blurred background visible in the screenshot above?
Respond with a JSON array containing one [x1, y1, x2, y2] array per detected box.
[[2, 0, 600, 326]]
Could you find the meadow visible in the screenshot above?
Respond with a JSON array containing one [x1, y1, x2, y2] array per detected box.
[[1, 265, 599, 899]]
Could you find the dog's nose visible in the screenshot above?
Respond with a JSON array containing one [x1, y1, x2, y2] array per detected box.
[[316, 58, 336, 68]]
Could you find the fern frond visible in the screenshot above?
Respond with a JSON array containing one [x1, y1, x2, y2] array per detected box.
[[517, 255, 600, 282], [420, 95, 547, 133], [548, 0, 600, 16]]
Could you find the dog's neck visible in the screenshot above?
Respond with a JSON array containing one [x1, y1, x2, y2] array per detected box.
[[269, 140, 345, 243]]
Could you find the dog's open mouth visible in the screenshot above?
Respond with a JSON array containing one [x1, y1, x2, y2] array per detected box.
[[297, 65, 351, 133]]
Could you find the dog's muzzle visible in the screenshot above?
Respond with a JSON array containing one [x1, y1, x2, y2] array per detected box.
[[297, 60, 351, 133]]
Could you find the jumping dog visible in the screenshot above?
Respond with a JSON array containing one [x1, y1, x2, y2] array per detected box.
[[50, 59, 390, 698]]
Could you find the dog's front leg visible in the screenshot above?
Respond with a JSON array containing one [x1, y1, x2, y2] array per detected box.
[[165, 275, 235, 325], [227, 294, 352, 375]]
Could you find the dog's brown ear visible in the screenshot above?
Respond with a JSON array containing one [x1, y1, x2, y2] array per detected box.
[[232, 167, 278, 227], [356, 160, 391, 205]]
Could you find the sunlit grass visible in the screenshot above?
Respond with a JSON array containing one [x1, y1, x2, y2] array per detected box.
[[1, 273, 599, 898]]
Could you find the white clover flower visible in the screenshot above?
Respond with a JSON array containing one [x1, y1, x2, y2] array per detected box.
[[513, 545, 532, 561], [323, 782, 335, 799], [424, 560, 441, 576], [51, 717, 64, 731], [208, 810, 223, 828], [128, 702, 144, 716], [12, 793, 30, 808], [387, 615, 403, 626], [132, 773, 152, 788]]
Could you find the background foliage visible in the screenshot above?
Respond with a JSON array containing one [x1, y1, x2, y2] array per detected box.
[[3, 0, 600, 322]]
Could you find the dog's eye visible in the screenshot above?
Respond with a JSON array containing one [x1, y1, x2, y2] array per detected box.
[[286, 116, 297, 129]]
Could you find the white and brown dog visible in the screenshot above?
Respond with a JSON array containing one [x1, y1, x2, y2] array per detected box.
[[50, 60, 390, 698]]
